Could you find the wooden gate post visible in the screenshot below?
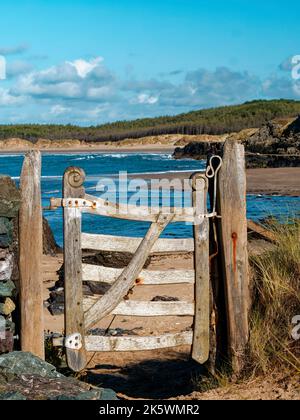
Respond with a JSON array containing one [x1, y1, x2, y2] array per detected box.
[[217, 140, 250, 374], [192, 173, 210, 364], [63, 167, 87, 372], [19, 150, 44, 359]]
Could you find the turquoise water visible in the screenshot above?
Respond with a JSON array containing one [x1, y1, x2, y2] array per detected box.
[[1, 152, 299, 246]]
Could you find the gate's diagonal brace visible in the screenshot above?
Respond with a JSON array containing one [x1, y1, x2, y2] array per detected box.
[[84, 212, 174, 331]]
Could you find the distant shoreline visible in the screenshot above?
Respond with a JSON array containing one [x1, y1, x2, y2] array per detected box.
[[0, 145, 176, 155], [1, 148, 299, 197]]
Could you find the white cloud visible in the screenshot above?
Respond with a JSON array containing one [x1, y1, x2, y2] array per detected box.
[[6, 60, 33, 78], [50, 104, 71, 115], [2, 55, 300, 124], [0, 88, 25, 106], [136, 93, 159, 104], [67, 57, 103, 78]]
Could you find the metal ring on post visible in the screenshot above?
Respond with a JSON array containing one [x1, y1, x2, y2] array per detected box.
[[205, 155, 223, 216]]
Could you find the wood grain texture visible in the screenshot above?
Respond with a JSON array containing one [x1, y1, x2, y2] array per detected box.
[[82, 264, 195, 285], [53, 331, 193, 352], [19, 151, 44, 359], [82, 233, 194, 253], [191, 173, 210, 364], [84, 213, 174, 330], [83, 298, 195, 316], [63, 167, 87, 372], [218, 140, 250, 374], [83, 193, 195, 222]]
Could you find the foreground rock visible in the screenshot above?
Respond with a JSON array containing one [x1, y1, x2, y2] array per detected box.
[[0, 352, 117, 400]]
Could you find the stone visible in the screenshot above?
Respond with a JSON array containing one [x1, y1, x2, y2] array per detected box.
[[0, 352, 117, 400], [173, 141, 223, 160], [0, 280, 15, 298], [0, 391, 26, 400], [0, 298, 16, 316], [0, 317, 14, 353], [0, 176, 21, 218], [172, 117, 300, 168], [43, 217, 62, 256], [0, 352, 62, 378], [151, 295, 180, 302], [0, 252, 13, 281], [0, 217, 13, 248], [48, 302, 65, 316]]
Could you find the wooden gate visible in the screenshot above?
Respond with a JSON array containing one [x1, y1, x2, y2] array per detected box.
[[19, 139, 249, 374], [51, 166, 213, 372]]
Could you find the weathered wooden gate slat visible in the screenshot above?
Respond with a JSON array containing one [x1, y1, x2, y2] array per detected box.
[[218, 140, 250, 374], [82, 264, 195, 285], [53, 331, 193, 352], [83, 193, 195, 223], [19, 151, 44, 359], [191, 173, 210, 364], [81, 232, 194, 253], [83, 298, 195, 316], [84, 213, 174, 330], [63, 167, 87, 372]]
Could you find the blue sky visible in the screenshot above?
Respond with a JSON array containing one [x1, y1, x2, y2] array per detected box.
[[0, 0, 300, 125]]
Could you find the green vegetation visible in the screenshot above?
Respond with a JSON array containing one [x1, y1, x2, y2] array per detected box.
[[1, 99, 300, 143], [248, 219, 300, 375]]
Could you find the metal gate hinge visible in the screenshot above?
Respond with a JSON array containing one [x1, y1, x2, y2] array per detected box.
[[64, 333, 83, 350]]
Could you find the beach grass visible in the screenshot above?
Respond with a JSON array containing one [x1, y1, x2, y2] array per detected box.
[[248, 218, 300, 375]]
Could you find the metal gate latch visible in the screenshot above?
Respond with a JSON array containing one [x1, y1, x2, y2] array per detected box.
[[64, 333, 83, 350]]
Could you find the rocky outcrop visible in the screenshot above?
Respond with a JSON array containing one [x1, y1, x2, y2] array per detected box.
[[0, 176, 21, 354], [0, 352, 117, 400], [173, 141, 223, 160], [173, 117, 300, 168]]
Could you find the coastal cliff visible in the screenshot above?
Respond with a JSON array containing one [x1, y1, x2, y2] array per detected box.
[[173, 117, 300, 168]]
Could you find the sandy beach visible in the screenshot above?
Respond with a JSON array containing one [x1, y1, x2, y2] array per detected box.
[[132, 167, 300, 196]]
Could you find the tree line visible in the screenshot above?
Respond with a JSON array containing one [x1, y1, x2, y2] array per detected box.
[[1, 99, 300, 143]]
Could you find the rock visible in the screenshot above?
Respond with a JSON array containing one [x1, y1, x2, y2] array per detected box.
[[0, 252, 13, 281], [0, 176, 21, 218], [48, 302, 65, 316], [0, 352, 62, 379], [0, 280, 15, 298], [85, 281, 110, 295], [0, 317, 15, 334], [0, 317, 14, 353], [88, 327, 141, 336], [0, 218, 13, 248], [0, 352, 117, 400], [173, 141, 223, 160], [43, 217, 62, 256], [0, 391, 26, 400], [173, 117, 300, 168], [47, 284, 94, 315], [0, 298, 16, 316], [245, 154, 300, 168], [151, 295, 180, 302], [282, 115, 300, 138], [82, 251, 152, 269], [0, 279, 15, 298]]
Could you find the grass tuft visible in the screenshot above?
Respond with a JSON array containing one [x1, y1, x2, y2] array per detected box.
[[248, 219, 300, 375]]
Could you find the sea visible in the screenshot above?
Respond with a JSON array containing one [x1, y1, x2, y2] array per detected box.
[[1, 152, 299, 247]]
